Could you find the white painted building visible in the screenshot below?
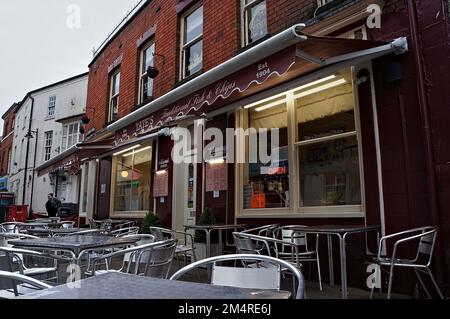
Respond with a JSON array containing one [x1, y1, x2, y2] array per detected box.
[[8, 73, 88, 214]]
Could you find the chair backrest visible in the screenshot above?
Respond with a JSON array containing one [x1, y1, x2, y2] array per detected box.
[[89, 218, 98, 229], [170, 254, 305, 299], [141, 239, 177, 279], [415, 227, 439, 265], [233, 232, 279, 257], [110, 227, 140, 237], [149, 227, 173, 241], [0, 223, 23, 234], [0, 271, 51, 297], [242, 224, 280, 238], [115, 221, 135, 230]]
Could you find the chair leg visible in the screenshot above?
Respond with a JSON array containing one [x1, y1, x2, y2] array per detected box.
[[414, 269, 431, 299], [316, 256, 323, 292], [387, 265, 395, 299], [426, 268, 445, 299]]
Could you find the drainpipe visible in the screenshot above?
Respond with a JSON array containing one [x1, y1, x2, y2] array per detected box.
[[406, 0, 443, 282], [29, 128, 39, 212], [22, 96, 35, 207]]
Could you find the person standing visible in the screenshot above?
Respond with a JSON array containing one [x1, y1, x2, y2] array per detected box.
[[45, 193, 61, 218]]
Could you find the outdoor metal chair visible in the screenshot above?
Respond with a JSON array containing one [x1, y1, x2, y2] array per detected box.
[[0, 270, 51, 298], [114, 221, 135, 230], [170, 254, 306, 299], [0, 223, 24, 234], [110, 227, 140, 237], [242, 224, 280, 238], [89, 218, 113, 232], [0, 246, 68, 284], [274, 226, 322, 291], [90, 239, 177, 279], [373, 226, 444, 299], [150, 227, 197, 266], [61, 221, 75, 229]]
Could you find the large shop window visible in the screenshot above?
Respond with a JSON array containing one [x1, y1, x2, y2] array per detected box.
[[239, 69, 363, 216], [243, 96, 289, 209], [112, 143, 152, 215], [180, 5, 203, 79]]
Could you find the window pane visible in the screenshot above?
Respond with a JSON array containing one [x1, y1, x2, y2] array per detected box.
[[185, 6, 203, 44], [113, 144, 152, 213], [185, 40, 203, 77], [299, 136, 361, 206], [113, 72, 120, 95], [243, 100, 289, 209], [247, 1, 267, 43], [143, 44, 155, 71]]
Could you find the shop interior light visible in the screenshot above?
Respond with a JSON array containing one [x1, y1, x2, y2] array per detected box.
[[156, 170, 167, 175], [243, 92, 287, 110], [255, 100, 285, 112], [113, 145, 141, 156], [294, 75, 337, 91], [123, 146, 152, 157], [207, 158, 226, 165], [121, 171, 129, 178], [294, 78, 347, 99]]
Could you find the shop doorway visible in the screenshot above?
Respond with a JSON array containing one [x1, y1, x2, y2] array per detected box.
[[173, 157, 197, 233]]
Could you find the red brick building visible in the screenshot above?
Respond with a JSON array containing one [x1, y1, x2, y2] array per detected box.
[[0, 103, 18, 186], [38, 0, 450, 297]]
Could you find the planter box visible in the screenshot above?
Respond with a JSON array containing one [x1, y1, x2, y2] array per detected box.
[[194, 242, 220, 261]]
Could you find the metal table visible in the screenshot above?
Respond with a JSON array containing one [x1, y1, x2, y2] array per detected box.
[[183, 224, 247, 258], [8, 235, 138, 265], [18, 272, 291, 299], [287, 225, 380, 299]]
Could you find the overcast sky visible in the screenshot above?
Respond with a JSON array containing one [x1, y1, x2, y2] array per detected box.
[[0, 0, 139, 132]]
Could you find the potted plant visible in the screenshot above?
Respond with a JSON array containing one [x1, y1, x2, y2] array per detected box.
[[140, 212, 162, 234], [194, 208, 220, 260]]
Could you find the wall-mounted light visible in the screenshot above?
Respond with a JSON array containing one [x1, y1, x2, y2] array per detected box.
[[79, 126, 85, 134], [81, 115, 90, 125], [121, 171, 129, 178]]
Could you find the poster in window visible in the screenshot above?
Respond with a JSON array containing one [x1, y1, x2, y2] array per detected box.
[[153, 171, 169, 197], [205, 162, 227, 192]]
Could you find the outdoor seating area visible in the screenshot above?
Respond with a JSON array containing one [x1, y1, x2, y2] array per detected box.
[[0, 220, 444, 299]]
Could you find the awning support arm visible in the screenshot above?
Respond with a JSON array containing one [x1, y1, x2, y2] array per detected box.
[[296, 37, 409, 66]]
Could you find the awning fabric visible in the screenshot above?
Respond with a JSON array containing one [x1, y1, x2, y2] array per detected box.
[[36, 138, 115, 176], [108, 24, 407, 145]]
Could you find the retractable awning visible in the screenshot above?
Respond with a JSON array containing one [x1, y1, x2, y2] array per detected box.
[[107, 24, 408, 145], [36, 138, 115, 176]]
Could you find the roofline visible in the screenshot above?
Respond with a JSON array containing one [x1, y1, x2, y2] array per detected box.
[[17, 72, 89, 107], [88, 0, 153, 68], [2, 103, 19, 120]]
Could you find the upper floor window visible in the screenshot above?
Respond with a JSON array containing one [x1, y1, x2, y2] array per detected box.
[[3, 121, 8, 136], [180, 5, 203, 79], [242, 0, 268, 46], [139, 42, 155, 104], [61, 122, 82, 151], [108, 70, 121, 123], [317, 0, 335, 6], [44, 131, 53, 161], [48, 96, 56, 117]]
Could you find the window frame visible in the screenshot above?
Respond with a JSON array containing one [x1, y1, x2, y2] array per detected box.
[[43, 131, 53, 162], [179, 3, 204, 80], [61, 122, 82, 152], [241, 0, 268, 47], [108, 70, 121, 123], [235, 68, 366, 218], [110, 143, 153, 218], [138, 41, 156, 105], [47, 96, 56, 118]]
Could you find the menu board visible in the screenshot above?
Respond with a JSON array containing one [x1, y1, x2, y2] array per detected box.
[[153, 171, 169, 197], [205, 162, 228, 192]]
